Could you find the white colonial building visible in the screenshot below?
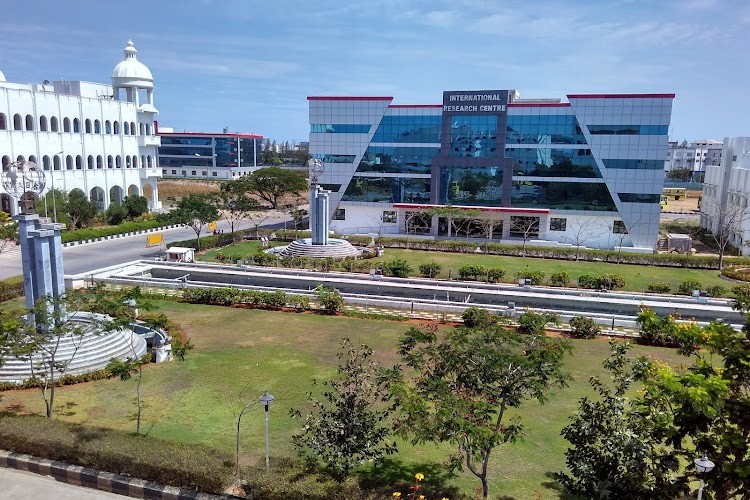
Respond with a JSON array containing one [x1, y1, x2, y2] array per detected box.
[[0, 40, 161, 215]]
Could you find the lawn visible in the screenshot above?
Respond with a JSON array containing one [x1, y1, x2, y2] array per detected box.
[[199, 242, 729, 294], [0, 301, 689, 499]]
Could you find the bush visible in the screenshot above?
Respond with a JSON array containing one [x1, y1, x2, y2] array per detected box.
[[61, 219, 168, 243], [458, 264, 485, 280], [677, 279, 703, 295], [0, 416, 232, 493], [577, 273, 625, 290], [419, 261, 442, 278], [517, 311, 558, 335], [486, 268, 505, 283], [705, 285, 727, 298], [568, 315, 601, 339], [0, 276, 24, 302], [647, 282, 672, 293], [636, 309, 683, 348], [123, 195, 149, 219], [515, 270, 545, 285], [104, 203, 128, 225], [550, 271, 570, 287], [316, 287, 344, 315], [380, 259, 412, 278], [462, 307, 494, 328]]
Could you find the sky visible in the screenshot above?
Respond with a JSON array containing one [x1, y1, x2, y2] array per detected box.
[[2, 0, 748, 143]]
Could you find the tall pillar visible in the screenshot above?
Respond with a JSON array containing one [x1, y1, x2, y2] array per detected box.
[[310, 184, 318, 243], [14, 214, 65, 311]]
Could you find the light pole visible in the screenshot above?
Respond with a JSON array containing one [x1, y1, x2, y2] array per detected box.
[[259, 391, 274, 472], [695, 455, 715, 500]]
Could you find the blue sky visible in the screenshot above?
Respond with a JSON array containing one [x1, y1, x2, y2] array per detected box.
[[2, 0, 748, 143]]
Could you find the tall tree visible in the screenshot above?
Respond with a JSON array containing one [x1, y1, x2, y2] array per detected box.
[[702, 197, 750, 269], [244, 167, 307, 209], [392, 321, 571, 499], [426, 206, 480, 240], [216, 179, 260, 235], [564, 219, 600, 260], [290, 339, 397, 481], [171, 194, 220, 251], [509, 216, 540, 256], [67, 188, 98, 228]]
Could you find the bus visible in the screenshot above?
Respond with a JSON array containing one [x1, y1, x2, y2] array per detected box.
[[663, 187, 686, 200]]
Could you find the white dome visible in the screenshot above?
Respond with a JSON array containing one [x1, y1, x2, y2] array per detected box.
[[111, 40, 153, 89], [0, 69, 6, 82]]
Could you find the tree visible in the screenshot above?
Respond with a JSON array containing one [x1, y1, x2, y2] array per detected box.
[[426, 206, 479, 241], [702, 197, 750, 269], [393, 322, 571, 499], [170, 194, 220, 251], [244, 167, 307, 209], [216, 179, 261, 235], [288, 205, 307, 231], [105, 202, 128, 225], [35, 188, 70, 226], [667, 167, 694, 182], [67, 188, 98, 228], [475, 212, 502, 253], [516, 310, 558, 335], [246, 209, 272, 238], [123, 195, 149, 219], [509, 216, 540, 256], [261, 139, 281, 166], [315, 286, 343, 315], [290, 339, 397, 481], [565, 219, 599, 260], [557, 340, 680, 499]]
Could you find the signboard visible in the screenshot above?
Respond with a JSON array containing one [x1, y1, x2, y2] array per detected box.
[[442, 90, 509, 114], [146, 233, 164, 247]]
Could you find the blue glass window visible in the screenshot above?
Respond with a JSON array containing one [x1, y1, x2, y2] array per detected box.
[[511, 181, 616, 211], [618, 193, 661, 203], [342, 177, 431, 203], [310, 124, 372, 133], [355, 146, 438, 174], [319, 183, 342, 192], [159, 157, 214, 168], [312, 154, 356, 163], [506, 148, 600, 178], [506, 114, 586, 145], [161, 137, 213, 146], [371, 115, 441, 143], [602, 159, 664, 170], [449, 115, 497, 158], [238, 138, 261, 167], [439, 166, 503, 206], [588, 125, 668, 135]]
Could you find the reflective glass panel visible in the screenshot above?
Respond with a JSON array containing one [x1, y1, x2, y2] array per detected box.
[[313, 154, 356, 163], [356, 146, 438, 174], [439, 166, 503, 206], [602, 159, 664, 170], [449, 115, 498, 158], [311, 124, 371, 133], [239, 138, 261, 166], [506, 148, 600, 178], [588, 125, 668, 135], [371, 115, 442, 143], [215, 138, 237, 167], [506, 114, 586, 145], [342, 177, 431, 203], [511, 181, 616, 211], [159, 157, 214, 168], [161, 137, 213, 146], [618, 193, 661, 203]]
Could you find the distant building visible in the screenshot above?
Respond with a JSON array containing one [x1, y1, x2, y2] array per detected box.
[[157, 128, 263, 180], [665, 139, 723, 180], [701, 137, 750, 254], [309, 89, 674, 250], [0, 40, 161, 215]]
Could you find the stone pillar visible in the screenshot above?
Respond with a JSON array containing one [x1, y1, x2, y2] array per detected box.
[[13, 214, 66, 311], [310, 184, 318, 244], [15, 214, 38, 311], [318, 189, 329, 245]]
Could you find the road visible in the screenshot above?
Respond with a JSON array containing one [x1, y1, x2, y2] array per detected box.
[[0, 211, 292, 280], [0, 468, 126, 499]]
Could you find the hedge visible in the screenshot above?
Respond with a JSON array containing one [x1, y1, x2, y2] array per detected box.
[[181, 287, 310, 310], [0, 276, 24, 302], [0, 416, 232, 493], [722, 265, 750, 282], [61, 219, 169, 243]]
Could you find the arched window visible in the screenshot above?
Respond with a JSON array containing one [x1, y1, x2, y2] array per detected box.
[[13, 114, 22, 130], [107, 155, 113, 169], [123, 122, 129, 135], [94, 120, 101, 134], [29, 155, 37, 164], [105, 120, 111, 134], [66, 155, 74, 170], [25, 115, 34, 131], [42, 156, 51, 170], [133, 156, 138, 169], [147, 155, 152, 168], [0, 113, 6, 130], [85, 119, 92, 133], [86, 155, 93, 169], [2, 156, 10, 169], [113, 121, 119, 134], [73, 118, 80, 133], [75, 155, 83, 170], [39, 116, 48, 132], [131, 122, 136, 135], [50, 116, 59, 132], [141, 155, 145, 168], [16, 155, 25, 162], [116, 156, 122, 168], [126, 156, 131, 169], [63, 117, 71, 132], [139, 123, 144, 136], [145, 123, 151, 135], [53, 155, 61, 171]]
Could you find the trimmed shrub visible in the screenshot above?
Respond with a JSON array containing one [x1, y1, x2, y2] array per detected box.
[[419, 261, 442, 278], [316, 287, 344, 315], [486, 268, 505, 283], [550, 271, 570, 287], [61, 219, 167, 243], [517, 311, 558, 335], [677, 279, 703, 295], [380, 259, 412, 278], [462, 307, 494, 328], [647, 282, 672, 294], [705, 285, 727, 298], [578, 273, 625, 290], [0, 416, 232, 493], [0, 276, 24, 302], [515, 270, 545, 285], [577, 274, 599, 289], [458, 264, 486, 280], [568, 315, 601, 339]]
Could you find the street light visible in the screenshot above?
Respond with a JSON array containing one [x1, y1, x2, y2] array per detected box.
[[695, 455, 715, 500], [259, 391, 274, 472]]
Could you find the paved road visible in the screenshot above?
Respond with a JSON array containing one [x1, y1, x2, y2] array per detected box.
[[0, 467, 126, 499], [0, 211, 293, 280]]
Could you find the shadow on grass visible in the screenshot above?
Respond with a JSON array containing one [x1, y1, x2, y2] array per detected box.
[[0, 403, 25, 417], [57, 401, 78, 417], [542, 471, 580, 500], [359, 457, 463, 499]]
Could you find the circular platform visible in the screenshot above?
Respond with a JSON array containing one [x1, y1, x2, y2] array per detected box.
[[275, 238, 363, 259]]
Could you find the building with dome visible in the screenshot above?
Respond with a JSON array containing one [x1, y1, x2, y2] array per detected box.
[[0, 40, 161, 215]]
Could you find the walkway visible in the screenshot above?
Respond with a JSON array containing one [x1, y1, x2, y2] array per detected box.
[[0, 467, 126, 499]]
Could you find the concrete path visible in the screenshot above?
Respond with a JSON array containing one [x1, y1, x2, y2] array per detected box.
[[0, 467, 127, 499]]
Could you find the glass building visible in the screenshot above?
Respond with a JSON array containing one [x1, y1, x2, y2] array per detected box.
[[157, 131, 263, 180], [308, 90, 674, 250]]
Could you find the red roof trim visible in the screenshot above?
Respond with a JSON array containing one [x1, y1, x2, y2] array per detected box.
[[158, 131, 263, 139], [393, 203, 550, 214], [307, 96, 393, 101], [388, 104, 443, 108], [567, 93, 676, 99], [508, 103, 571, 108]]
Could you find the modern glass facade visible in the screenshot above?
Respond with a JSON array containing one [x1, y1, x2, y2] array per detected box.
[[309, 90, 674, 249], [158, 133, 263, 177]]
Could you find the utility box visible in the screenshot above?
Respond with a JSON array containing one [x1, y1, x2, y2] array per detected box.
[[165, 247, 195, 263]]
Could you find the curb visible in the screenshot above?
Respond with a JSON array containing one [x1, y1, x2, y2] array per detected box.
[[0, 450, 227, 499], [62, 225, 182, 248]]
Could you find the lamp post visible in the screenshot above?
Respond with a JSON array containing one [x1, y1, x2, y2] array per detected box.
[[695, 455, 715, 500], [259, 391, 274, 472]]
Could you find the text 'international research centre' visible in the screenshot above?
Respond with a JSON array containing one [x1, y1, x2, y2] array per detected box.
[[308, 89, 674, 251]]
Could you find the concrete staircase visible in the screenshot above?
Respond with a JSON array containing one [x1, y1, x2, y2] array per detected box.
[[0, 312, 147, 384]]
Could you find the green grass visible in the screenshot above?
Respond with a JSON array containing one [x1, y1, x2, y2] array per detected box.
[[0, 302, 689, 499]]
